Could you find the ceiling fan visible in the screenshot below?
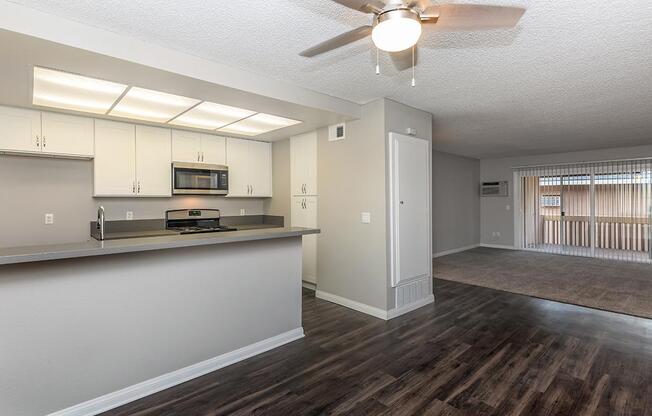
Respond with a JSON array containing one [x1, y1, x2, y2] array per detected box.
[[300, 1, 526, 61]]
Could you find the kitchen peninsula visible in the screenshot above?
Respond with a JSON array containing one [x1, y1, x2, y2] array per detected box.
[[0, 226, 318, 416]]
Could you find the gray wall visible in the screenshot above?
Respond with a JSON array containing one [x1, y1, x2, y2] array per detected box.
[[316, 98, 433, 311], [317, 99, 388, 310], [480, 144, 652, 246], [263, 138, 291, 222], [0, 155, 264, 248], [0, 237, 302, 416], [432, 151, 480, 254]]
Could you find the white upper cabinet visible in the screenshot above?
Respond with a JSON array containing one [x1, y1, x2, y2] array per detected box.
[[225, 137, 250, 197], [248, 140, 272, 197], [172, 131, 226, 165], [94, 120, 136, 197], [40, 112, 94, 157], [0, 106, 94, 157], [135, 125, 172, 197], [291, 131, 317, 196], [172, 130, 201, 163], [200, 134, 226, 165], [0, 106, 41, 153], [226, 138, 272, 197], [96, 121, 172, 197]]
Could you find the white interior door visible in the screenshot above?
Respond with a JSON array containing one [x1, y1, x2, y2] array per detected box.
[[226, 137, 250, 196], [0, 106, 41, 153], [248, 140, 272, 197], [390, 133, 431, 286], [171, 130, 201, 163], [201, 135, 226, 165], [94, 120, 136, 197], [136, 125, 172, 197], [41, 112, 94, 157]]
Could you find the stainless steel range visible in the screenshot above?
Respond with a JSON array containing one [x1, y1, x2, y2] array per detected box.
[[165, 209, 236, 234]]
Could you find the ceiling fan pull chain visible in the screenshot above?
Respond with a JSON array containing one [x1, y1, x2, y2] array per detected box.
[[411, 46, 416, 87], [376, 47, 380, 75]]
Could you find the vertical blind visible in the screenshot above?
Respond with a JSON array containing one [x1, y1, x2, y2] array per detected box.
[[515, 158, 652, 263]]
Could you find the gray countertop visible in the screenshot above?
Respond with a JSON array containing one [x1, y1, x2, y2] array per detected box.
[[0, 227, 320, 266]]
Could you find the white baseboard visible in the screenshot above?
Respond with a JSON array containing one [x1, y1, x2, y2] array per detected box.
[[315, 290, 388, 320], [479, 243, 516, 250], [387, 294, 434, 319], [301, 280, 317, 291], [433, 244, 480, 258], [315, 290, 435, 321], [48, 327, 305, 416]]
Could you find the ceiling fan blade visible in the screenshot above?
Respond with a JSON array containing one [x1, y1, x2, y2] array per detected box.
[[299, 26, 373, 57], [330, 0, 386, 14], [423, 4, 526, 29], [390, 46, 418, 71]]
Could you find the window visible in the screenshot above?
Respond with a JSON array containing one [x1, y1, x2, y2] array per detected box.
[[541, 195, 560, 207]]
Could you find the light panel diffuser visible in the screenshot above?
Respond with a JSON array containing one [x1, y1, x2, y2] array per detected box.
[[33, 67, 127, 114], [217, 113, 301, 136], [110, 87, 200, 123], [169, 101, 255, 130]]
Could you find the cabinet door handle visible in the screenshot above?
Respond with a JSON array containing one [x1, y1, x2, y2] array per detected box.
[[250, 185, 253, 195], [132, 181, 136, 194], [42, 136, 46, 148], [138, 181, 141, 194], [201, 152, 204, 162], [36, 135, 40, 148]]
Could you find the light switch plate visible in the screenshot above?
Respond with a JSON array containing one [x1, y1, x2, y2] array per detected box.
[[361, 212, 371, 224], [126, 211, 134, 220], [44, 213, 54, 225]]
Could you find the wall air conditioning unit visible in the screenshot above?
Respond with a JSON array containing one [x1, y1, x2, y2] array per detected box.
[[481, 181, 508, 197]]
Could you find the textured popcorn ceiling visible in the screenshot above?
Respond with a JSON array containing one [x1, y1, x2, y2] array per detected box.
[[12, 0, 652, 158]]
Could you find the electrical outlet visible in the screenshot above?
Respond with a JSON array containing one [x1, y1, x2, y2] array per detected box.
[[361, 212, 371, 224], [126, 211, 134, 220], [240, 209, 245, 216], [44, 213, 54, 225]]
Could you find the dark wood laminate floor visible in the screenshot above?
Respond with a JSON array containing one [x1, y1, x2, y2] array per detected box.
[[102, 280, 652, 416]]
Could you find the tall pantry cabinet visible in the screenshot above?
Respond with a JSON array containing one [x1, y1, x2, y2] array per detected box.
[[290, 131, 318, 285]]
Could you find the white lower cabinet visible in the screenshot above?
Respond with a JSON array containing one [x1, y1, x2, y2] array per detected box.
[[226, 138, 272, 197], [94, 120, 172, 197], [292, 196, 318, 284]]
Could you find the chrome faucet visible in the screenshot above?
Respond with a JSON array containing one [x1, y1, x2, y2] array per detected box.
[[97, 206, 105, 241]]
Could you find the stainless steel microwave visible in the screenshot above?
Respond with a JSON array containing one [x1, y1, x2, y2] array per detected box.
[[172, 162, 229, 195]]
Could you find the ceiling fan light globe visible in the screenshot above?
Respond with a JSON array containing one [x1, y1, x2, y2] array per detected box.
[[372, 12, 422, 52]]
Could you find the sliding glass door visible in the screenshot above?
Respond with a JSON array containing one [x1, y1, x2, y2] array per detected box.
[[517, 159, 652, 262]]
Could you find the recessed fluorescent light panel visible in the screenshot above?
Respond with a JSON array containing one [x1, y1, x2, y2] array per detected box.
[[109, 87, 200, 123], [218, 113, 301, 136], [169, 101, 255, 130], [33, 67, 127, 114], [32, 68, 303, 133]]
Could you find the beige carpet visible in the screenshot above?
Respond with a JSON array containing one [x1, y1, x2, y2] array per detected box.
[[433, 247, 652, 319]]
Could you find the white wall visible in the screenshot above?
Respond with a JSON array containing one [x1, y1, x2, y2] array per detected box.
[[0, 155, 264, 248], [480, 144, 652, 246], [433, 151, 480, 254]]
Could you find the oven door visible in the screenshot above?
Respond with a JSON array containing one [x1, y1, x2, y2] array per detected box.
[[172, 163, 229, 195]]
